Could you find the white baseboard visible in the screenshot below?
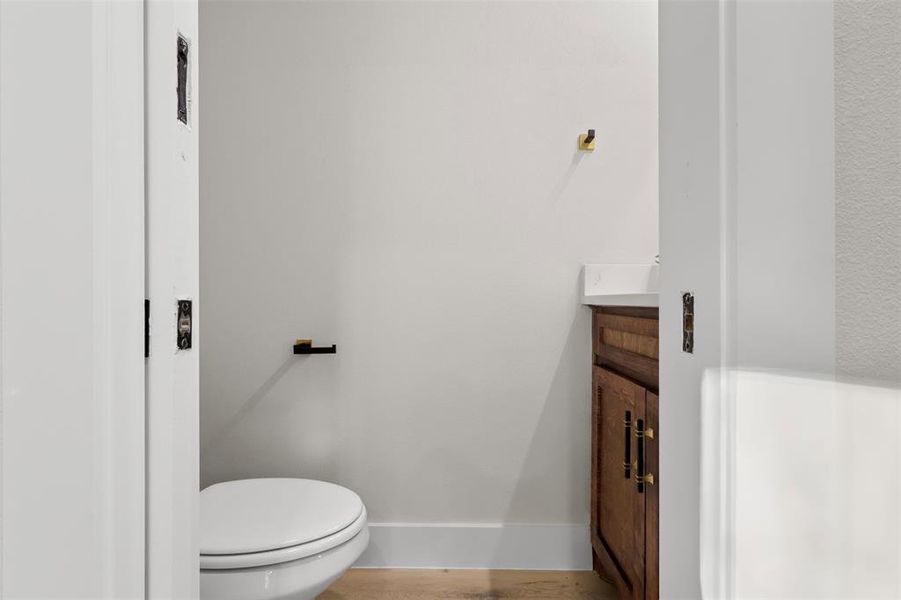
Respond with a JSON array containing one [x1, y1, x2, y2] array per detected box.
[[354, 523, 592, 570]]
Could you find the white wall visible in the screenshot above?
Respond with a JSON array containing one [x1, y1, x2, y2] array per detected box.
[[835, 0, 901, 383], [200, 0, 657, 564], [0, 1, 145, 597]]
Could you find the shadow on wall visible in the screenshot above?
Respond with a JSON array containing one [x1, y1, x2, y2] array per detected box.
[[501, 308, 590, 522], [495, 308, 593, 569], [701, 368, 901, 599], [201, 356, 297, 458], [354, 276, 595, 570], [547, 148, 589, 205]]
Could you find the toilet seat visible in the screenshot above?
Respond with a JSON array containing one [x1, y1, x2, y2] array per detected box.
[[200, 478, 367, 570], [200, 505, 367, 570]]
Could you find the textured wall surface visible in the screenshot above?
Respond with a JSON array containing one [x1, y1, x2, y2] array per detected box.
[[199, 0, 658, 526], [835, 0, 901, 382], [735, 0, 836, 374]]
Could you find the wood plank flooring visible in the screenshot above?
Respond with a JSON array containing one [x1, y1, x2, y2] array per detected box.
[[320, 569, 617, 599]]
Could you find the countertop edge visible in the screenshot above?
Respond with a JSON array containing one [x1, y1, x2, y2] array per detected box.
[[581, 293, 660, 308]]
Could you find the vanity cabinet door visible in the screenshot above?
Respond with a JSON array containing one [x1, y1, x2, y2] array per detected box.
[[592, 366, 646, 600], [644, 391, 659, 600]]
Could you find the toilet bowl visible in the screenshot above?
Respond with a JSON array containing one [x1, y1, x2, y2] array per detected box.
[[200, 478, 369, 600]]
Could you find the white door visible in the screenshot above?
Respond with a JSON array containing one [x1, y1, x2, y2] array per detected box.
[[0, 1, 145, 597]]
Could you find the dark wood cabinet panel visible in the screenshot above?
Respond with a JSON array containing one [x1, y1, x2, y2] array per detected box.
[[593, 367, 646, 599], [644, 390, 659, 600], [590, 307, 658, 600]]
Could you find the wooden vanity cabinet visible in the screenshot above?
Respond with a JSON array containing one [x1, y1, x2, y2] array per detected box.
[[590, 306, 659, 600]]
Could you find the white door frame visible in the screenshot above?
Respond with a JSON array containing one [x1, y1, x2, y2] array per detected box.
[[145, 0, 201, 598]]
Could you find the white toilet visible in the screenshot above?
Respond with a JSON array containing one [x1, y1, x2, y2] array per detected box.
[[200, 478, 369, 600]]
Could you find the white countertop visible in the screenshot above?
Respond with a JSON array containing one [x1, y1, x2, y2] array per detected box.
[[581, 264, 659, 307]]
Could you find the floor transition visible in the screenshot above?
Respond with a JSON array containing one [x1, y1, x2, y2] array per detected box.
[[321, 569, 616, 599]]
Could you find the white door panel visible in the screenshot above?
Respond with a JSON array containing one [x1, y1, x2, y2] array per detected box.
[[0, 1, 145, 597]]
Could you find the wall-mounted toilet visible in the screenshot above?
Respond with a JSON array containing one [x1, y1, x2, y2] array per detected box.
[[200, 478, 369, 600]]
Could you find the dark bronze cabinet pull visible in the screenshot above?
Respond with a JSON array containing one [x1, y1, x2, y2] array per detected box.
[[624, 411, 632, 479], [635, 418, 645, 493]]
